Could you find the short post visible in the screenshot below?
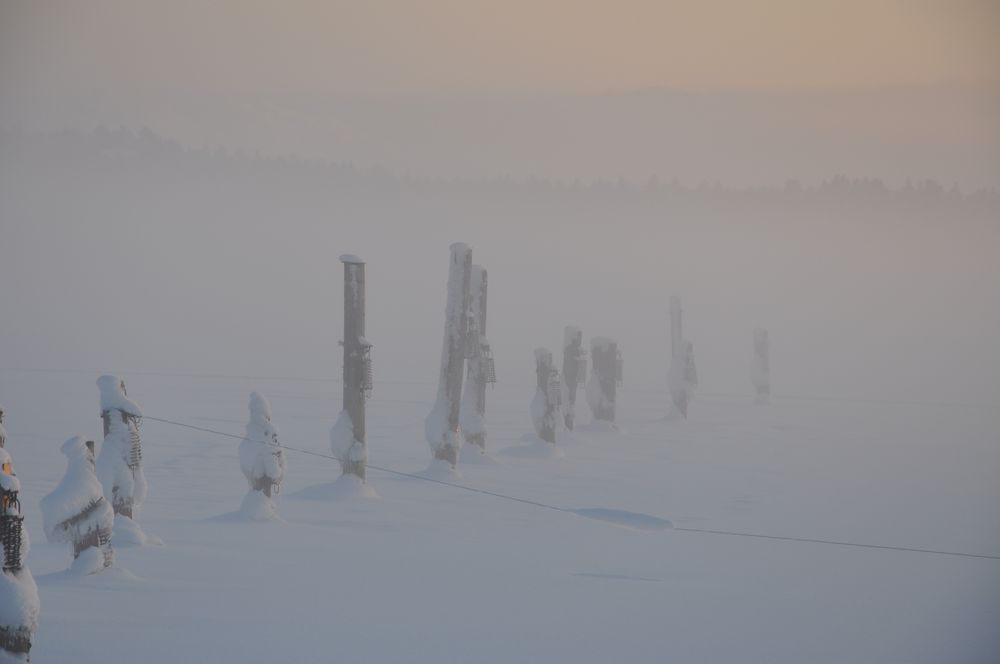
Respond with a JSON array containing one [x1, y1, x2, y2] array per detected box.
[[97, 376, 145, 520], [561, 326, 585, 430], [461, 265, 494, 452], [668, 296, 697, 418], [532, 348, 561, 443], [1, 444, 39, 660], [587, 338, 619, 423], [425, 242, 472, 467], [335, 254, 370, 481], [751, 328, 770, 402]]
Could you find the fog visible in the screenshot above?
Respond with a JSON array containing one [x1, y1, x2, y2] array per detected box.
[[2, 129, 998, 406]]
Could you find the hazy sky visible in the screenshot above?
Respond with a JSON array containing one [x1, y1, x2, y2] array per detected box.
[[3, 0, 999, 96]]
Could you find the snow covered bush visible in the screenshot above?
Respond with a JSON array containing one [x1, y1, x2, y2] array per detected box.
[[239, 393, 286, 520], [1, 446, 38, 662], [40, 436, 114, 574]]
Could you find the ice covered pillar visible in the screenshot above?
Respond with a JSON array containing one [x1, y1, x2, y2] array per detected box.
[[587, 338, 620, 423], [561, 326, 585, 430], [668, 296, 697, 418], [1, 443, 39, 660], [425, 242, 472, 468], [751, 327, 770, 403], [532, 349, 561, 444], [461, 265, 494, 453], [97, 376, 145, 520], [334, 254, 371, 481]]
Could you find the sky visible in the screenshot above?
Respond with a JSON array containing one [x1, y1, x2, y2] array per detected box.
[[2, 0, 1000, 95]]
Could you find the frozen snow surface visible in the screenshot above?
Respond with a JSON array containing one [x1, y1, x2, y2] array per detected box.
[[2, 371, 1000, 663]]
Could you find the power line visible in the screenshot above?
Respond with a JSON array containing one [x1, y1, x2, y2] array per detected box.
[[141, 414, 1000, 562]]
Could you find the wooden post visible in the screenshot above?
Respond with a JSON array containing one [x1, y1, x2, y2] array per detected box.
[[588, 338, 619, 423], [0, 406, 6, 449], [668, 296, 690, 418], [99, 378, 141, 519], [752, 327, 770, 402], [533, 348, 560, 443], [340, 254, 369, 480], [426, 242, 472, 467], [1, 444, 38, 660], [561, 326, 585, 430], [461, 265, 493, 452]]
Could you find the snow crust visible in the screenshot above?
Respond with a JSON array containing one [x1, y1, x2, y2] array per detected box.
[[238, 490, 278, 521], [329, 409, 364, 468], [96, 375, 142, 418], [338, 254, 364, 264]]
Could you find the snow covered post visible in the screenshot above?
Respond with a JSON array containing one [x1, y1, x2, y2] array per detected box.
[[0, 406, 6, 449], [561, 326, 586, 430], [239, 393, 286, 519], [668, 297, 698, 418], [331, 254, 371, 481], [1, 443, 39, 660], [41, 437, 115, 575], [425, 242, 472, 468], [751, 327, 770, 403], [96, 376, 146, 522], [586, 338, 620, 424], [532, 348, 561, 444], [460, 265, 495, 453]]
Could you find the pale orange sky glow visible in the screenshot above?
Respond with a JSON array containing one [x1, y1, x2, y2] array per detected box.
[[2, 0, 999, 95]]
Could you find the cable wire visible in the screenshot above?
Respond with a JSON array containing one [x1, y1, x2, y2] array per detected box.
[[140, 414, 1000, 561]]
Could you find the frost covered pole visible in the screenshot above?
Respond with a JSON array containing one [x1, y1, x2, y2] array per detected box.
[[425, 242, 472, 468], [587, 338, 620, 424], [0, 406, 6, 448], [97, 376, 146, 522], [668, 296, 698, 418], [239, 393, 286, 519], [532, 348, 561, 444], [561, 326, 585, 430], [334, 254, 371, 481], [751, 327, 770, 403], [41, 437, 115, 575], [1, 441, 39, 660], [461, 265, 495, 453]]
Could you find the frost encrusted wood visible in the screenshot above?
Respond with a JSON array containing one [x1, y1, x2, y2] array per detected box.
[[333, 255, 370, 480], [425, 243, 472, 467], [460, 265, 490, 452]]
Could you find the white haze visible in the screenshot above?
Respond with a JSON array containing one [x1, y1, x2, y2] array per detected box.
[[1, 130, 998, 406]]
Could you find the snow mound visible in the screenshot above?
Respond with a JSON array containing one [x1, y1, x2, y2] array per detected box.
[[112, 514, 160, 547], [40, 437, 113, 545], [96, 375, 142, 417], [458, 444, 500, 465], [239, 490, 279, 521], [417, 458, 463, 481], [499, 435, 565, 459], [292, 474, 378, 501]]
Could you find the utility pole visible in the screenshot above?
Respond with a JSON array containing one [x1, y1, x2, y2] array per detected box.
[[561, 326, 585, 430], [337, 254, 371, 480], [426, 242, 472, 468], [461, 265, 495, 453], [588, 338, 620, 423]]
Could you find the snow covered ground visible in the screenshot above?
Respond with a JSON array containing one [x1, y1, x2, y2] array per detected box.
[[2, 368, 998, 663]]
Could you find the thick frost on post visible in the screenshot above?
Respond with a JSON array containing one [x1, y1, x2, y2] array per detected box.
[[41, 437, 114, 574], [238, 393, 286, 520], [751, 327, 770, 403], [561, 327, 586, 430], [586, 338, 620, 424], [0, 406, 7, 449], [425, 242, 472, 468], [332, 254, 371, 481], [460, 265, 494, 453], [96, 375, 146, 523], [531, 348, 561, 444], [1, 446, 39, 661], [667, 297, 698, 418]]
